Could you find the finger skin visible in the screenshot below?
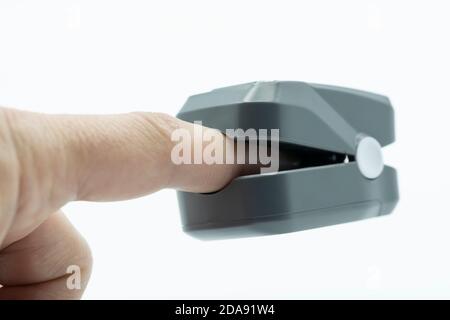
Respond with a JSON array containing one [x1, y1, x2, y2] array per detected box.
[[0, 211, 92, 300], [3, 109, 242, 201], [0, 107, 246, 299], [0, 110, 19, 246], [1, 108, 243, 246]]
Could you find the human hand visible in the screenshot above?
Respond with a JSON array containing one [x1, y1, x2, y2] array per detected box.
[[0, 108, 248, 299]]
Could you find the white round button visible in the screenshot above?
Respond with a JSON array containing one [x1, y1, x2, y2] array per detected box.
[[356, 136, 384, 179]]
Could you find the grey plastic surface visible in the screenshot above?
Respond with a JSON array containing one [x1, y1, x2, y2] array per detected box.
[[179, 81, 395, 155], [176, 81, 399, 240]]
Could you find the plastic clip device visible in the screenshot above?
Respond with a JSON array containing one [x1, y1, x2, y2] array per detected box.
[[176, 81, 399, 240]]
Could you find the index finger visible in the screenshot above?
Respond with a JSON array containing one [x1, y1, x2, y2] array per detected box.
[[3, 109, 244, 204]]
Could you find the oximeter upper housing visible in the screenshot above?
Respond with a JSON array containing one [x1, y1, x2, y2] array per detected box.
[[176, 81, 399, 240]]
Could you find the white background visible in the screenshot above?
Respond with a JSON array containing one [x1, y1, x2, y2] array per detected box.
[[0, 0, 449, 299]]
